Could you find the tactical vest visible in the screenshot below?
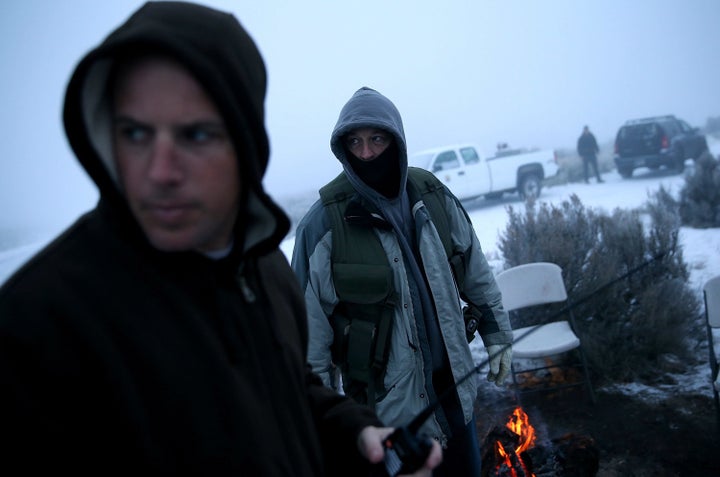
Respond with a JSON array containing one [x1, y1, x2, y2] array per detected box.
[[319, 167, 477, 407]]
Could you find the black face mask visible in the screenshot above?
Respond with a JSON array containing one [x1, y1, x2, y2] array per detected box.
[[346, 141, 400, 198]]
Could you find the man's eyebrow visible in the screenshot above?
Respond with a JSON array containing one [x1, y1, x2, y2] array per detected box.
[[113, 115, 142, 124], [113, 115, 154, 130], [112, 116, 225, 129], [179, 119, 226, 128]]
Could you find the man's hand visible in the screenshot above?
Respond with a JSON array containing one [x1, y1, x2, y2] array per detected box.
[[487, 344, 512, 386], [357, 426, 442, 476]]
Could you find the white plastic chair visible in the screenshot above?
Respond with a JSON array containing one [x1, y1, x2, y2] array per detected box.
[[703, 275, 720, 433], [494, 262, 595, 403]]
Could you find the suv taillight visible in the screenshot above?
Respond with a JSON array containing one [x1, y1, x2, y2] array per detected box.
[[661, 134, 669, 149]]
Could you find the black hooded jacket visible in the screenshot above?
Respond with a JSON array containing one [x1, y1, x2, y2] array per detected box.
[[0, 2, 380, 474]]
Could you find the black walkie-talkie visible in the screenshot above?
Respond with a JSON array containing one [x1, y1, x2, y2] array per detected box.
[[381, 407, 436, 476]]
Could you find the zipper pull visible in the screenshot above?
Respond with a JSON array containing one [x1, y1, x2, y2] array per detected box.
[[236, 274, 256, 303]]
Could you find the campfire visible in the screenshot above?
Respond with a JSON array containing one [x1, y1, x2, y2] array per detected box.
[[481, 407, 599, 477]]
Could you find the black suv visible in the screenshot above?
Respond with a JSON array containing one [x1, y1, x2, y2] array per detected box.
[[613, 115, 708, 178]]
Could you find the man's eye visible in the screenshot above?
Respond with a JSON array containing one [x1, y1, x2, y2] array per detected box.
[[180, 125, 225, 144], [372, 135, 389, 145], [181, 127, 211, 143], [346, 137, 360, 149], [119, 125, 150, 142]]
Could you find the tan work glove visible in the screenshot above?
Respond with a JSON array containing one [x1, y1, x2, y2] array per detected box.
[[486, 344, 513, 386]]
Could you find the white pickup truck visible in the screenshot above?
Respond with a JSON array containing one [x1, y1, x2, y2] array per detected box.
[[408, 144, 558, 201]]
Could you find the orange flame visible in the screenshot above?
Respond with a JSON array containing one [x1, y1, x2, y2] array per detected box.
[[493, 407, 537, 477], [507, 407, 536, 454]]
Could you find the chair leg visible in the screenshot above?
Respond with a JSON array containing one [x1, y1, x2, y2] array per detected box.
[[712, 368, 720, 439], [714, 385, 720, 439], [706, 323, 719, 436], [510, 362, 523, 407], [577, 347, 596, 404]]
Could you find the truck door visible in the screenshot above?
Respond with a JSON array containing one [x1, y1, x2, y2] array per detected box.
[[430, 150, 472, 198], [459, 146, 491, 198]]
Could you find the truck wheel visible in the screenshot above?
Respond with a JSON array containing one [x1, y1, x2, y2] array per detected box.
[[519, 174, 540, 200], [618, 167, 633, 178]]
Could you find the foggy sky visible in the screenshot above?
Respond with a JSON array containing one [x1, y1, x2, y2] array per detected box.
[[1, 0, 719, 233]]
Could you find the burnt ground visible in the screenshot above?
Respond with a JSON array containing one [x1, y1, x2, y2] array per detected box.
[[474, 384, 720, 476]]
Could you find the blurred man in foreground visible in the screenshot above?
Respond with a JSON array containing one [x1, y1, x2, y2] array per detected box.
[[0, 2, 440, 475]]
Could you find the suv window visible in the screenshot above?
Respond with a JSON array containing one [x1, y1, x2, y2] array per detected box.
[[660, 120, 678, 136], [618, 123, 658, 141]]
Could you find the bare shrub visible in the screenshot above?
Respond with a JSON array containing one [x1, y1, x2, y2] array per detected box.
[[498, 193, 699, 383], [679, 151, 720, 228]]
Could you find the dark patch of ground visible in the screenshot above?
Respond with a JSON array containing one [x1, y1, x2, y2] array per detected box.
[[474, 386, 720, 476]]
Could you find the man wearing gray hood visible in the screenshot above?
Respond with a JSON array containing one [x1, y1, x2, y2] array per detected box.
[[292, 87, 514, 475]]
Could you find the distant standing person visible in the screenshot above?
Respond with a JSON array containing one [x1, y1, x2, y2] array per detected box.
[[577, 125, 603, 183]]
